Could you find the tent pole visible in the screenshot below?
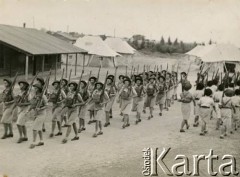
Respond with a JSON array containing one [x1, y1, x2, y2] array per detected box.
[[55, 56, 57, 80], [66, 54, 69, 78], [42, 55, 45, 73], [25, 55, 29, 80], [83, 54, 85, 71], [75, 53, 77, 76]]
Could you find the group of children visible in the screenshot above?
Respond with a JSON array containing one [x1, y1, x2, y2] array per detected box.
[[179, 74, 240, 139], [1, 66, 238, 149]]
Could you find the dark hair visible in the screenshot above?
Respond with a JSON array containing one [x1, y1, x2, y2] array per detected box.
[[236, 80, 240, 86], [229, 83, 234, 88], [204, 88, 212, 96], [212, 79, 218, 85], [235, 89, 240, 96], [207, 81, 213, 87], [218, 84, 224, 91], [196, 83, 204, 90]]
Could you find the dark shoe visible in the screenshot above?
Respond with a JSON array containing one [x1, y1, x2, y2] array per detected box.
[[62, 124, 68, 127], [187, 125, 190, 130], [166, 108, 169, 111], [6, 134, 13, 138], [1, 135, 7, 139], [97, 131, 103, 135], [199, 132, 205, 136], [81, 127, 86, 131], [17, 138, 23, 143], [122, 125, 126, 129], [135, 120, 138, 125], [126, 123, 130, 127], [49, 133, 54, 138], [220, 135, 224, 139], [62, 138, 68, 144], [55, 132, 62, 136], [29, 144, 36, 149], [71, 136, 79, 141], [78, 129, 81, 133], [42, 129, 46, 132], [204, 130, 208, 134], [230, 131, 233, 134], [159, 112, 162, 116], [104, 123, 110, 127], [22, 137, 28, 141], [148, 116, 151, 120], [139, 119, 141, 122], [109, 116, 113, 119], [36, 142, 44, 146], [88, 120, 92, 124], [151, 115, 153, 118], [92, 133, 98, 138], [180, 129, 185, 133], [120, 112, 123, 116]]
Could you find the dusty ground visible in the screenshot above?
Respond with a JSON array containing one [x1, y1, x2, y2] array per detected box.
[[0, 54, 239, 177]]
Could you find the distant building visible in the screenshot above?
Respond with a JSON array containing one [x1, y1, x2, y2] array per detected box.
[[52, 32, 79, 44]]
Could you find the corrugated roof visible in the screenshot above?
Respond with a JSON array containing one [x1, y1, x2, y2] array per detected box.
[[0, 24, 86, 55]]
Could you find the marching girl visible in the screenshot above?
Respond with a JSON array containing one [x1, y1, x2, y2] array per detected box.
[[35, 77, 47, 132], [118, 78, 137, 128], [179, 82, 194, 132], [231, 89, 240, 131], [156, 76, 167, 116], [62, 81, 83, 143], [219, 89, 235, 139], [143, 76, 157, 119], [132, 77, 145, 124], [212, 84, 224, 130], [1, 79, 15, 139], [92, 82, 109, 137], [49, 80, 66, 138], [29, 84, 48, 149], [78, 80, 90, 133], [104, 76, 116, 127], [87, 76, 97, 124], [60, 78, 69, 127], [165, 72, 173, 110], [198, 88, 216, 136], [116, 75, 125, 116], [16, 80, 30, 143], [172, 72, 178, 101], [192, 83, 205, 127]]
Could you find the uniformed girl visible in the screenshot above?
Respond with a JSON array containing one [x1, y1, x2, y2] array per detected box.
[[16, 80, 30, 143], [198, 88, 215, 136], [49, 80, 66, 138], [87, 76, 97, 124], [132, 77, 145, 124], [172, 72, 178, 101], [78, 80, 90, 133], [62, 81, 83, 143], [117, 75, 125, 116], [118, 78, 137, 128], [104, 76, 116, 127], [231, 89, 240, 131], [192, 83, 204, 127], [155, 76, 167, 116], [165, 72, 173, 110], [29, 84, 48, 149], [1, 78, 15, 139], [92, 82, 109, 137], [60, 78, 69, 127], [219, 89, 235, 139], [143, 76, 157, 119], [179, 82, 194, 132]]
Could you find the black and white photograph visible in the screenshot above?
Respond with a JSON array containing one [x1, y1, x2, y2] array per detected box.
[[0, 0, 239, 176]]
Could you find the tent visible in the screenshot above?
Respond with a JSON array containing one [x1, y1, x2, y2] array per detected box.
[[74, 36, 119, 67], [187, 44, 240, 73], [105, 37, 135, 66]]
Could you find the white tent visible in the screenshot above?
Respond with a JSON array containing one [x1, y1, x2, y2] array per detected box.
[[104, 37, 135, 66], [74, 36, 119, 67]]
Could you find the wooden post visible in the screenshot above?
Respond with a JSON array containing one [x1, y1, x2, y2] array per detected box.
[[25, 55, 29, 80], [65, 54, 68, 78], [75, 53, 77, 76], [55, 56, 57, 80], [42, 56, 44, 73], [83, 54, 86, 71]]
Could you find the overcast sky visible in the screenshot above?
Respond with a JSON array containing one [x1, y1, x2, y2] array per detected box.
[[0, 0, 240, 46]]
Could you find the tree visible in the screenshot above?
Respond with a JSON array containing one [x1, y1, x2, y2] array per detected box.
[[173, 38, 179, 46], [160, 36, 165, 45], [209, 39, 212, 45], [167, 37, 172, 45]]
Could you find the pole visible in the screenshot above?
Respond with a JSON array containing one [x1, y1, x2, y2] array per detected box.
[[25, 55, 29, 80], [65, 54, 68, 78], [55, 56, 57, 80], [42, 55, 45, 73], [75, 53, 77, 76]]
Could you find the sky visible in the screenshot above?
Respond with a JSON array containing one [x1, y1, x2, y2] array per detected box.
[[0, 0, 240, 46]]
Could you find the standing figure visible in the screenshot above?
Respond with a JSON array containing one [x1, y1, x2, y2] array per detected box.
[[16, 80, 30, 143], [60, 78, 69, 127], [104, 76, 116, 127], [143, 76, 157, 119], [118, 78, 137, 128], [1, 78, 15, 139], [29, 84, 48, 149], [87, 76, 97, 124], [192, 83, 204, 127], [92, 82, 109, 137], [156, 76, 167, 116], [78, 80, 90, 133], [49, 80, 66, 138], [132, 77, 145, 124], [62, 81, 83, 143]]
